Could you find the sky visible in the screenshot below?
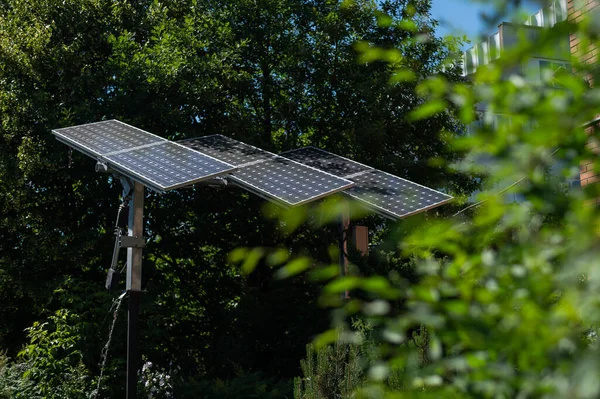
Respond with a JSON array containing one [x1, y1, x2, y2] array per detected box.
[[430, 0, 546, 48]]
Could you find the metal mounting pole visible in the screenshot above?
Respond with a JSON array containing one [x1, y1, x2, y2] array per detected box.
[[339, 201, 350, 300], [126, 181, 144, 399]]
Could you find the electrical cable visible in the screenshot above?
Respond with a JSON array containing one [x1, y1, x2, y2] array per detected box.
[[452, 177, 527, 217], [452, 147, 561, 217], [105, 193, 133, 290]]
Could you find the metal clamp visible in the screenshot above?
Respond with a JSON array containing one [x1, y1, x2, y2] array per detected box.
[[119, 235, 146, 248], [95, 160, 109, 173]]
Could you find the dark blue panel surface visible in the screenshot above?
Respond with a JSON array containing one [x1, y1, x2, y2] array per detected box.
[[52, 120, 165, 156], [282, 147, 371, 177], [180, 135, 275, 167], [281, 147, 452, 218], [345, 170, 452, 219], [105, 142, 236, 191], [230, 157, 354, 206]]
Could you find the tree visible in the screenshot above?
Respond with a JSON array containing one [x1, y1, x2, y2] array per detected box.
[[0, 310, 92, 399], [294, 339, 363, 399]]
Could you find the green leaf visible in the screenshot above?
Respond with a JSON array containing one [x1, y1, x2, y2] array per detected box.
[[228, 247, 248, 264], [313, 329, 338, 350], [275, 257, 311, 279], [325, 276, 360, 294], [266, 248, 290, 267], [240, 248, 265, 275], [309, 265, 338, 281], [408, 99, 448, 121]]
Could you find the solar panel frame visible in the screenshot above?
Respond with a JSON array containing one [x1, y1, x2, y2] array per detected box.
[[103, 141, 237, 192], [52, 120, 167, 157], [280, 147, 453, 219]]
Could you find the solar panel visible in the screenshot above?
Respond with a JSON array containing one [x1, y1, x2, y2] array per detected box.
[[52, 120, 166, 157], [179, 136, 354, 206], [103, 142, 236, 192], [282, 146, 372, 177], [230, 157, 354, 206], [52, 121, 237, 192], [345, 170, 452, 219], [281, 147, 452, 219], [180, 135, 275, 167]]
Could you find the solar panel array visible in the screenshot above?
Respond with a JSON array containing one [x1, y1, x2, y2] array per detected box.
[[179, 135, 354, 206], [53, 122, 452, 214], [281, 147, 452, 219], [52, 120, 236, 192]]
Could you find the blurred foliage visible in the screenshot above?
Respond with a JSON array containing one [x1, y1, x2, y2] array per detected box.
[[293, 320, 436, 398], [256, 1, 600, 398]]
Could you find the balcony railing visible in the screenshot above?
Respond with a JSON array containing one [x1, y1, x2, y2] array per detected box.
[[462, 0, 568, 76], [525, 0, 568, 28]]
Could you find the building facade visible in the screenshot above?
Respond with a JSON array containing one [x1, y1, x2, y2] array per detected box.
[[462, 0, 576, 201], [568, 0, 600, 190], [463, 0, 571, 78]]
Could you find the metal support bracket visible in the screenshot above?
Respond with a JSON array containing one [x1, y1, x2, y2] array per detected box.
[[95, 160, 109, 173], [198, 177, 228, 187], [120, 176, 134, 197], [119, 235, 146, 248]]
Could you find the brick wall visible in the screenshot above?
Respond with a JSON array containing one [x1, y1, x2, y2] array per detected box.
[[568, 0, 600, 82], [568, 0, 600, 191], [580, 125, 599, 188]]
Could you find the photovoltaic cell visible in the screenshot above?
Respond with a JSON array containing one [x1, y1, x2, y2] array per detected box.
[[281, 147, 452, 219], [282, 147, 371, 177], [230, 157, 354, 206], [180, 135, 275, 167], [104, 142, 236, 192], [52, 120, 165, 157], [345, 170, 452, 219]]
